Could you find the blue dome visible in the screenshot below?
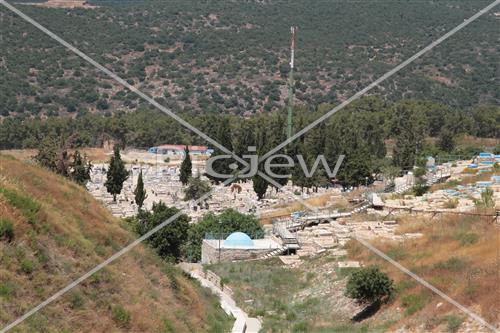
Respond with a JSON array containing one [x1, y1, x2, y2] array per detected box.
[[223, 232, 254, 248]]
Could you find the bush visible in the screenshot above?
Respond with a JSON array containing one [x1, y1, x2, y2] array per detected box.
[[345, 266, 394, 304], [444, 315, 463, 332], [413, 184, 429, 196], [0, 218, 14, 242], [21, 259, 35, 274], [111, 304, 131, 328], [443, 198, 458, 209]]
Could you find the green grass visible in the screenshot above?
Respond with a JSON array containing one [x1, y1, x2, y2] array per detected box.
[[0, 187, 41, 224], [444, 315, 464, 332], [0, 280, 16, 300], [454, 232, 479, 246], [111, 304, 131, 328], [434, 257, 466, 272], [401, 292, 430, 316], [0, 218, 14, 242], [209, 257, 394, 332]]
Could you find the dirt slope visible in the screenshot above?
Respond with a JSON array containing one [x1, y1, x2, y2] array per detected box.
[[0, 154, 231, 332]]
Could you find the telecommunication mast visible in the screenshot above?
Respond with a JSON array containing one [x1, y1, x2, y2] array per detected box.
[[287, 26, 297, 140]]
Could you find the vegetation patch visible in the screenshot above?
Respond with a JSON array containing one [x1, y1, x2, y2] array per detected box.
[[0, 187, 41, 224], [111, 304, 131, 328], [0, 218, 14, 242], [434, 257, 466, 272], [400, 292, 430, 316]]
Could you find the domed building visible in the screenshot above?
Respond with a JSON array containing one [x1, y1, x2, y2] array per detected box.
[[223, 232, 254, 248], [201, 231, 281, 264]]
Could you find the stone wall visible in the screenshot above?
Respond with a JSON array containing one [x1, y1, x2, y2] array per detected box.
[[201, 240, 274, 264]]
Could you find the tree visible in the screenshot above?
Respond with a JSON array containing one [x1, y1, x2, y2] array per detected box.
[[183, 209, 264, 261], [34, 136, 58, 172], [184, 174, 211, 201], [135, 202, 189, 262], [345, 266, 394, 305], [105, 145, 129, 202], [134, 169, 147, 209], [252, 175, 268, 200], [390, 101, 428, 170], [437, 128, 455, 152], [179, 146, 192, 185], [70, 150, 92, 185], [205, 118, 234, 183]]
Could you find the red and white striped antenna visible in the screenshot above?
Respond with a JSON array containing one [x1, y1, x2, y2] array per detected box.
[[290, 26, 297, 69]]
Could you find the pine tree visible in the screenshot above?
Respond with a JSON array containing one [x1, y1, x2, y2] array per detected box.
[[105, 145, 129, 202], [70, 150, 92, 185], [134, 169, 147, 209], [179, 146, 192, 185]]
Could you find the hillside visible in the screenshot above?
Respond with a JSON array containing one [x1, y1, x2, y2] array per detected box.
[[0, 153, 232, 332], [0, 0, 498, 118], [209, 211, 499, 332]]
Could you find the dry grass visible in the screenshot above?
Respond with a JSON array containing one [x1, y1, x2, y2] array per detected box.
[[0, 154, 230, 332], [259, 193, 349, 224], [0, 148, 110, 163], [431, 170, 495, 191], [346, 213, 500, 331], [26, 0, 96, 9]]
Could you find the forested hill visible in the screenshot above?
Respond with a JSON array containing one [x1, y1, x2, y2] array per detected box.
[[0, 0, 498, 118]]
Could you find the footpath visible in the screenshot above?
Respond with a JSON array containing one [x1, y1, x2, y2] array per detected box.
[[179, 263, 261, 333]]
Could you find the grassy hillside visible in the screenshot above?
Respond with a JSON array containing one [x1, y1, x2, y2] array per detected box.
[[209, 211, 499, 332], [1, 0, 497, 118], [0, 154, 232, 332], [347, 212, 499, 331]]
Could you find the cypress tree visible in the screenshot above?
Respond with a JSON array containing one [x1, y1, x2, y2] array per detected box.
[[105, 145, 129, 202], [252, 174, 268, 200], [134, 169, 147, 209], [179, 146, 192, 185]]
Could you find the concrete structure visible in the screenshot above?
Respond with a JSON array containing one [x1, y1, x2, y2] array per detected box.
[[148, 144, 213, 156], [201, 232, 281, 264], [179, 263, 261, 333]]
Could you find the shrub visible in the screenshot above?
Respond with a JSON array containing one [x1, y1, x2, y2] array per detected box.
[[444, 315, 463, 332], [443, 198, 458, 209], [0, 218, 14, 242], [434, 257, 466, 272], [345, 266, 394, 304], [69, 292, 85, 309], [475, 187, 494, 208], [21, 259, 35, 274], [111, 304, 131, 328], [413, 184, 429, 196]]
